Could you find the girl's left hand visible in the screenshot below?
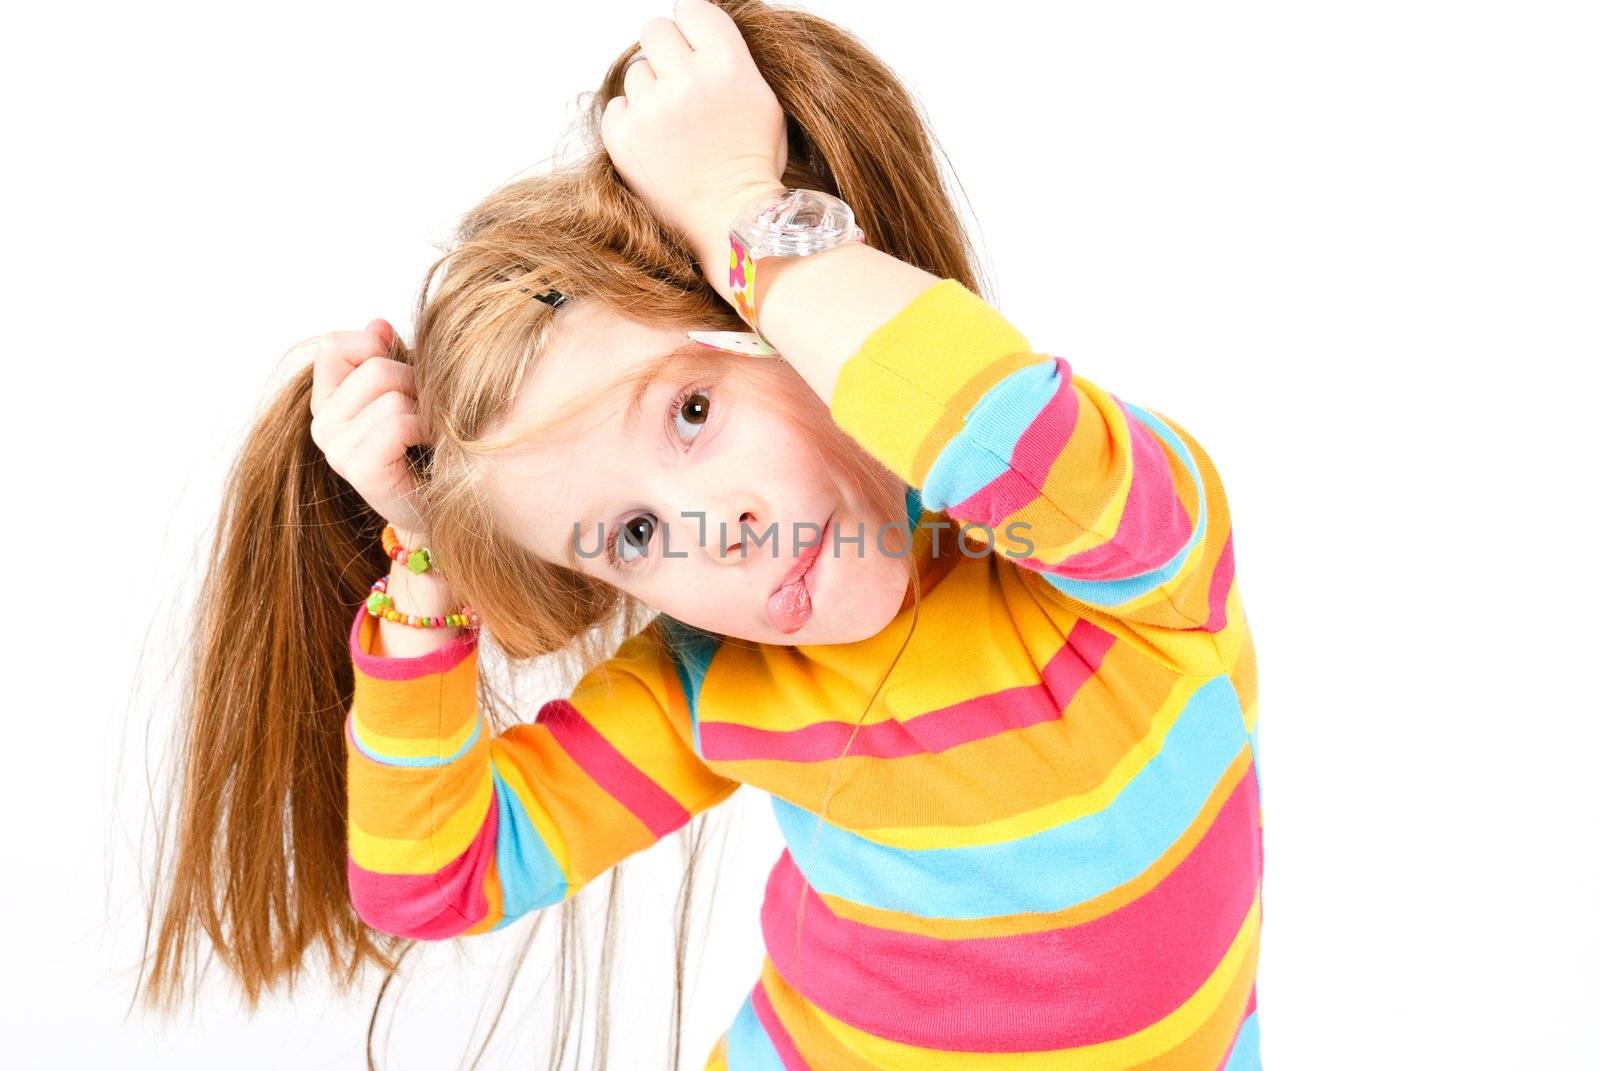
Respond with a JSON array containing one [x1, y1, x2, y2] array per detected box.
[[600, 0, 788, 272]]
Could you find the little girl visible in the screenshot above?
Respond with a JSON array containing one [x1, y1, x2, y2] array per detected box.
[[140, 1, 1261, 1067]]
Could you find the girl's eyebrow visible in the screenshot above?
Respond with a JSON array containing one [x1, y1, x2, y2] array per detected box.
[[623, 341, 702, 428]]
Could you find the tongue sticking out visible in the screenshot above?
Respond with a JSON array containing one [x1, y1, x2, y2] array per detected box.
[[766, 577, 812, 633]]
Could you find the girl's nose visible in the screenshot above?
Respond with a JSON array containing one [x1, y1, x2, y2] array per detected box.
[[709, 498, 767, 564]]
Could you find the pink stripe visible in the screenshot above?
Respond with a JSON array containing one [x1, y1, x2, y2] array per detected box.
[[1199, 532, 1235, 633], [700, 618, 1114, 763], [349, 603, 477, 681], [760, 763, 1262, 1052], [958, 387, 1197, 583], [536, 699, 691, 838], [751, 980, 811, 1070], [949, 357, 1079, 528], [1014, 395, 1194, 580], [347, 786, 496, 939]]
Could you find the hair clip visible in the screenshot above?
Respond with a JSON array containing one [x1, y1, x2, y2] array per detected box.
[[531, 287, 567, 308], [685, 329, 781, 358]]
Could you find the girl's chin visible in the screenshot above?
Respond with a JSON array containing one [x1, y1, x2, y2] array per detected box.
[[806, 563, 907, 644]]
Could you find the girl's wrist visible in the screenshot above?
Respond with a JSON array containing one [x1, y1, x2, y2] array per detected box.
[[380, 526, 456, 612], [384, 558, 456, 615], [690, 179, 787, 298]]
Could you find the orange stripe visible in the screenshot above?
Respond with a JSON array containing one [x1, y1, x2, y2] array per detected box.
[[462, 856, 504, 936], [492, 723, 653, 883], [351, 639, 479, 742], [346, 731, 491, 840]]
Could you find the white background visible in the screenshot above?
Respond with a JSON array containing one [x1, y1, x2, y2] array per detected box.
[[4, 1, 1596, 1067]]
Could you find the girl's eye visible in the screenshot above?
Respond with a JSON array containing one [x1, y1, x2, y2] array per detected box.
[[610, 513, 657, 566], [605, 385, 712, 572], [672, 386, 712, 442]]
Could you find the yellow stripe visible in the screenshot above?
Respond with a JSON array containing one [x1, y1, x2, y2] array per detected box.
[[348, 766, 494, 874], [829, 278, 1038, 487], [351, 703, 480, 762], [851, 674, 1212, 849], [878, 560, 1084, 719], [805, 894, 1261, 1069], [1210, 584, 1250, 668], [701, 1034, 730, 1071]]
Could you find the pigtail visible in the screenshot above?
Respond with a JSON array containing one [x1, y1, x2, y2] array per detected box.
[[135, 354, 399, 1013]]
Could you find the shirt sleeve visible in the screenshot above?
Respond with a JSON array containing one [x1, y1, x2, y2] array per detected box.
[[343, 606, 740, 940], [829, 277, 1235, 632]]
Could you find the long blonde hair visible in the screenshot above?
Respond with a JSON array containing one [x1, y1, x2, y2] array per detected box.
[[134, 2, 990, 1066]]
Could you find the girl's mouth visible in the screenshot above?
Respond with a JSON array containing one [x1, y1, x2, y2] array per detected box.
[[765, 515, 831, 633]]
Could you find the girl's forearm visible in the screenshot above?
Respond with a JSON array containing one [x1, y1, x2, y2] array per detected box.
[[692, 203, 940, 406], [370, 527, 463, 658]]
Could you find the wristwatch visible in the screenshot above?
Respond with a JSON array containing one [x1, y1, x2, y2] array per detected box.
[[728, 187, 866, 347]]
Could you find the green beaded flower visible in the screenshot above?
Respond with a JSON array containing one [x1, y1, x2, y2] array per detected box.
[[366, 591, 392, 613], [406, 548, 432, 574]]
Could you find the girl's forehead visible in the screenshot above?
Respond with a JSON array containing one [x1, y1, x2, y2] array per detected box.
[[515, 312, 670, 415], [517, 309, 774, 426]]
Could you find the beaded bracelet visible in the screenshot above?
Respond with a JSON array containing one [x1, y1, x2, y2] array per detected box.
[[381, 523, 434, 575], [365, 574, 480, 630]]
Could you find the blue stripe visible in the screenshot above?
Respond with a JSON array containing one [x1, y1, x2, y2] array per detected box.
[[1034, 400, 1208, 609], [920, 358, 1060, 513], [653, 615, 722, 757], [1223, 1011, 1261, 1069], [349, 713, 482, 768], [723, 995, 785, 1070], [769, 673, 1248, 918], [490, 766, 568, 917]]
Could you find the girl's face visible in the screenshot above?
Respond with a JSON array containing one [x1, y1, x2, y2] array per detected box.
[[483, 298, 912, 646]]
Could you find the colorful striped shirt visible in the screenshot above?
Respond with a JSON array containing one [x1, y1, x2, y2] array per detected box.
[[345, 278, 1264, 1068]]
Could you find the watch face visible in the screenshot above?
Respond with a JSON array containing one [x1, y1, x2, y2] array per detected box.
[[735, 188, 858, 258]]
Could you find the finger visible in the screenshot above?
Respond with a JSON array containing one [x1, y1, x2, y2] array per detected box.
[[310, 327, 391, 416], [601, 92, 628, 138], [598, 93, 628, 159], [339, 389, 417, 469], [671, 0, 746, 55], [623, 50, 656, 99], [639, 16, 693, 78], [348, 411, 429, 514], [366, 318, 397, 352], [319, 358, 415, 430], [356, 412, 431, 467]]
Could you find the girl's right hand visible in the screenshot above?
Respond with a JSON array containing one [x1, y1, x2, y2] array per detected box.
[[308, 318, 430, 535]]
